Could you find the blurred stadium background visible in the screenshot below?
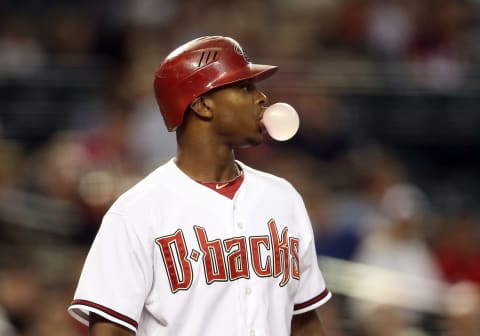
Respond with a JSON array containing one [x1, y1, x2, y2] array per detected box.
[[0, 0, 479, 335]]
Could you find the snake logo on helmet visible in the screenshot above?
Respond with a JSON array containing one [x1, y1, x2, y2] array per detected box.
[[153, 36, 278, 131]]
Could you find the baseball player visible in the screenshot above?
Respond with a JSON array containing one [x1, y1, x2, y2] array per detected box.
[[68, 36, 331, 336]]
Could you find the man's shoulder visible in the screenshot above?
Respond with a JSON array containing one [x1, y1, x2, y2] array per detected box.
[[238, 161, 296, 191], [109, 159, 177, 213]]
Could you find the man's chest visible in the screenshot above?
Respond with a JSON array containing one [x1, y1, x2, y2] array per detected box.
[[151, 213, 302, 293]]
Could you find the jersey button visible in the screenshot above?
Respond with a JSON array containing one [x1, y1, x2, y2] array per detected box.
[[245, 287, 252, 295], [249, 330, 255, 336], [237, 222, 244, 230]]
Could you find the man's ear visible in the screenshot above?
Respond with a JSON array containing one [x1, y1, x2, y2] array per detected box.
[[189, 96, 214, 120]]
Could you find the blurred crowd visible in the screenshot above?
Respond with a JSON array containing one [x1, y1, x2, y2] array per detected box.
[[1, 0, 480, 335]]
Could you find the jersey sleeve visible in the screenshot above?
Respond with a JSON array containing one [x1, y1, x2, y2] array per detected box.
[[291, 190, 332, 315], [68, 211, 153, 333]]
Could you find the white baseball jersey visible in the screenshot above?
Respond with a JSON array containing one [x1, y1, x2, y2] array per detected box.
[[68, 158, 331, 336]]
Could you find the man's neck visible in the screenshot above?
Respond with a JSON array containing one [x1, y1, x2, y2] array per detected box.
[[175, 146, 238, 182]]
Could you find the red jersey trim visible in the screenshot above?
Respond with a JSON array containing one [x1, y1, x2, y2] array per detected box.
[[197, 171, 245, 199], [70, 299, 138, 329], [293, 288, 331, 311]]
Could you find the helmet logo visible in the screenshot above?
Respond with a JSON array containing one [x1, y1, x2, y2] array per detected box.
[[197, 50, 219, 68], [234, 44, 251, 63]]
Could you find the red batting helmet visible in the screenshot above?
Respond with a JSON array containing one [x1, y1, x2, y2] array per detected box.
[[154, 36, 278, 131]]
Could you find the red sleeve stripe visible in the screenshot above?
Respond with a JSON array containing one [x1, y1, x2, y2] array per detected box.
[[71, 299, 138, 329], [294, 288, 330, 311]]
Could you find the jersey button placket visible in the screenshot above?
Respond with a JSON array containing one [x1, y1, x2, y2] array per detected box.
[[232, 197, 256, 336], [232, 198, 243, 232], [237, 222, 244, 231]]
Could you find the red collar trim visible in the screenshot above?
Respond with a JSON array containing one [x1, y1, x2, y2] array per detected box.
[[196, 172, 244, 199]]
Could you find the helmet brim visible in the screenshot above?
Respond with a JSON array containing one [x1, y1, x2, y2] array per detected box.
[[210, 63, 279, 91]]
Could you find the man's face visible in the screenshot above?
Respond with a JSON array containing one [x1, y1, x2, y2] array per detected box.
[[205, 80, 268, 147]]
